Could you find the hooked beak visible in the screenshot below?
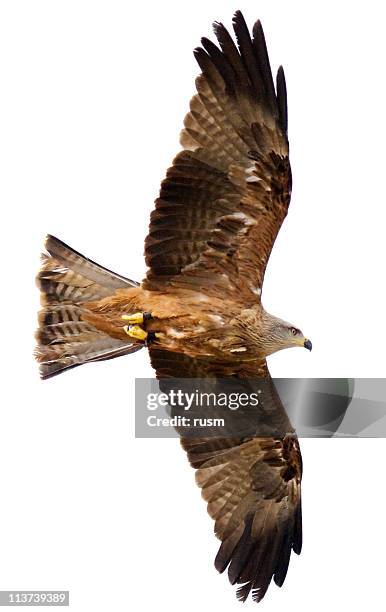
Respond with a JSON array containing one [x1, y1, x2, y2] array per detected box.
[[304, 339, 312, 351]]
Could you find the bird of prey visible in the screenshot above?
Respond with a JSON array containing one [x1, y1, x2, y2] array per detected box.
[[35, 11, 310, 603]]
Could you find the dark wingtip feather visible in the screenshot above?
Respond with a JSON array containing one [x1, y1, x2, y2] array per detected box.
[[214, 542, 231, 574], [233, 11, 267, 100], [193, 46, 209, 71], [200, 36, 235, 85], [212, 20, 223, 34], [292, 500, 302, 555], [276, 65, 288, 134], [227, 515, 255, 585], [273, 529, 293, 587], [236, 582, 252, 603], [252, 587, 265, 603], [211, 18, 250, 93], [232, 10, 253, 46], [232, 9, 244, 23], [252, 19, 277, 113], [196, 12, 288, 139]]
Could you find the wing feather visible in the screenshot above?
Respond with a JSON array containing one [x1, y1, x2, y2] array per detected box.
[[143, 12, 291, 299], [252, 20, 278, 116], [232, 11, 266, 100], [148, 348, 302, 603], [276, 65, 288, 134]]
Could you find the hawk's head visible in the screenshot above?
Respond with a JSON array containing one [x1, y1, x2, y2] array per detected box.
[[260, 312, 312, 357]]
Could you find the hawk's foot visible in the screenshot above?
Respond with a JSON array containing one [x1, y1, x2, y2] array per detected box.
[[121, 312, 153, 325], [122, 311, 160, 345], [123, 324, 148, 342], [123, 325, 162, 344]]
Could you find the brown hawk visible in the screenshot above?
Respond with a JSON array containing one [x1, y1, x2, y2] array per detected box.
[[35, 11, 310, 603]]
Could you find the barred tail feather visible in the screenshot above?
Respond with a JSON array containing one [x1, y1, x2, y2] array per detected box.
[[36, 235, 141, 379]]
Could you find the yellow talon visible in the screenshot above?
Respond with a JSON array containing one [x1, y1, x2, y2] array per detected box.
[[122, 312, 145, 325], [123, 324, 148, 341]]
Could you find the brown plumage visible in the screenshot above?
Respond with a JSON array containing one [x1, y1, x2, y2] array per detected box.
[[35, 11, 309, 603]]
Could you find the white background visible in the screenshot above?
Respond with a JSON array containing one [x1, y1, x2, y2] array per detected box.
[[0, 0, 385, 610]]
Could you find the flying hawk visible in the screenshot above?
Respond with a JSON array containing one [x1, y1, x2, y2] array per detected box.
[[36, 11, 310, 603]]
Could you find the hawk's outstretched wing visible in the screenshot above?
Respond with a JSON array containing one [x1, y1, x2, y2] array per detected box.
[[149, 349, 302, 603], [143, 11, 291, 302]]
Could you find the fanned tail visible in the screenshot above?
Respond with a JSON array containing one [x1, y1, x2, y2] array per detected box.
[[35, 235, 141, 379]]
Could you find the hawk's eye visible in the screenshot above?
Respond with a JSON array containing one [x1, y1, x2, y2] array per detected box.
[[291, 327, 299, 336]]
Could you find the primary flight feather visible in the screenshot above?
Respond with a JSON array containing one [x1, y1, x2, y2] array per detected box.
[[35, 11, 310, 602]]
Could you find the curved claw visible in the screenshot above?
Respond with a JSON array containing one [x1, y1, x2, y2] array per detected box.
[[146, 331, 162, 345], [123, 324, 148, 342]]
